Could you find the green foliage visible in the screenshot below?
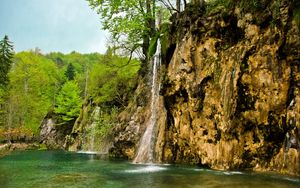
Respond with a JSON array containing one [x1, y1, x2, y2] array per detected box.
[[38, 143, 48, 150], [8, 52, 60, 133], [65, 63, 76, 80], [0, 35, 14, 88], [205, 0, 269, 15], [0, 36, 14, 127], [95, 107, 118, 138], [0, 87, 7, 127], [238, 0, 271, 13], [3, 49, 140, 137], [294, 3, 300, 28], [47, 52, 101, 74], [54, 81, 82, 121], [159, 22, 171, 58], [88, 54, 140, 107], [87, 0, 161, 60], [205, 0, 235, 14], [46, 52, 104, 97], [148, 33, 159, 58], [0, 87, 5, 105]]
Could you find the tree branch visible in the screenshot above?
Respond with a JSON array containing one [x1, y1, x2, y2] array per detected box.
[[158, 0, 179, 13]]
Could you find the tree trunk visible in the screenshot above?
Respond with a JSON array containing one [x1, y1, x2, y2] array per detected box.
[[176, 0, 181, 12], [200, 0, 204, 7], [7, 100, 12, 129], [84, 67, 89, 101], [142, 0, 156, 62], [140, 0, 156, 76]]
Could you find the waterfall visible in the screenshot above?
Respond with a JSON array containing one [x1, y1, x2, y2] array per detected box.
[[88, 121, 96, 152], [133, 39, 161, 164], [79, 106, 100, 154]]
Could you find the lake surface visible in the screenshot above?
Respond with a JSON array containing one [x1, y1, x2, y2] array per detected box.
[[0, 150, 299, 188]]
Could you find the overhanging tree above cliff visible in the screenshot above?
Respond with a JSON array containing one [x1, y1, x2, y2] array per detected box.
[[87, 0, 156, 64]]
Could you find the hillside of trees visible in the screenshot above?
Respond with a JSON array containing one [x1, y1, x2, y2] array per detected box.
[[0, 36, 140, 143]]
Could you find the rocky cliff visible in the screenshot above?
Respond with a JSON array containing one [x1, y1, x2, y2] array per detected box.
[[111, 0, 300, 176], [40, 111, 75, 149]]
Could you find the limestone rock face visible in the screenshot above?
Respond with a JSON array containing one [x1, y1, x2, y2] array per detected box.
[[111, 0, 300, 176], [109, 77, 151, 159], [65, 104, 114, 153], [40, 113, 74, 149], [160, 0, 300, 176]]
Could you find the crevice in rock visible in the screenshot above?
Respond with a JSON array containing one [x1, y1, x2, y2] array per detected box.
[[266, 111, 285, 142], [286, 63, 297, 108], [235, 80, 256, 116], [192, 76, 212, 112], [214, 128, 221, 142], [165, 44, 176, 67], [215, 15, 245, 47], [259, 15, 274, 29], [241, 46, 256, 72]]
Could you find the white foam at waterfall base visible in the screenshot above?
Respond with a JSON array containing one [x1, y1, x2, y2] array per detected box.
[[124, 165, 167, 173], [223, 171, 244, 175], [77, 151, 99, 154]]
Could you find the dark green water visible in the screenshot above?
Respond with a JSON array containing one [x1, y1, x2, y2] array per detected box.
[[0, 150, 299, 188]]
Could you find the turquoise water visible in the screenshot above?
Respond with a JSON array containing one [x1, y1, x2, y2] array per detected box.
[[0, 150, 299, 188]]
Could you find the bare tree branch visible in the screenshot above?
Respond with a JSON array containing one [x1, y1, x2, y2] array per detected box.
[[158, 0, 179, 13]]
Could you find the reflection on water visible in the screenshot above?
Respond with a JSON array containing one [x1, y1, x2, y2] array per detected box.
[[0, 150, 299, 188]]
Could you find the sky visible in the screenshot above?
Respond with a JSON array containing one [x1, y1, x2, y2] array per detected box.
[[0, 0, 108, 54]]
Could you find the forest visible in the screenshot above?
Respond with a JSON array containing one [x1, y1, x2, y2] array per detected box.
[[0, 41, 140, 143], [0, 0, 300, 187], [1, 0, 299, 145]]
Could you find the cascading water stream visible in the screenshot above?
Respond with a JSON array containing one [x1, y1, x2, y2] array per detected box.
[[78, 106, 100, 154], [133, 38, 161, 163]]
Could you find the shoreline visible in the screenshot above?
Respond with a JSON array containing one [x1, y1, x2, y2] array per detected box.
[[0, 142, 40, 157], [1, 146, 299, 180]]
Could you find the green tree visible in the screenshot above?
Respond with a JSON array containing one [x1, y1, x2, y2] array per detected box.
[[8, 52, 61, 133], [88, 54, 140, 107], [0, 35, 14, 88], [87, 0, 156, 64], [0, 35, 14, 127], [0, 87, 7, 127], [54, 81, 82, 121], [65, 63, 75, 80]]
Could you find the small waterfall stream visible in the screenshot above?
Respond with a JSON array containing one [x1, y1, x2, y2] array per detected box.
[[133, 39, 161, 163], [79, 106, 100, 154]]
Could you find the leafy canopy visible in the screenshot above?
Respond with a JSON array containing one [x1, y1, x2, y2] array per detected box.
[[88, 53, 140, 107], [54, 81, 82, 121], [9, 52, 60, 133], [87, 0, 157, 59]]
